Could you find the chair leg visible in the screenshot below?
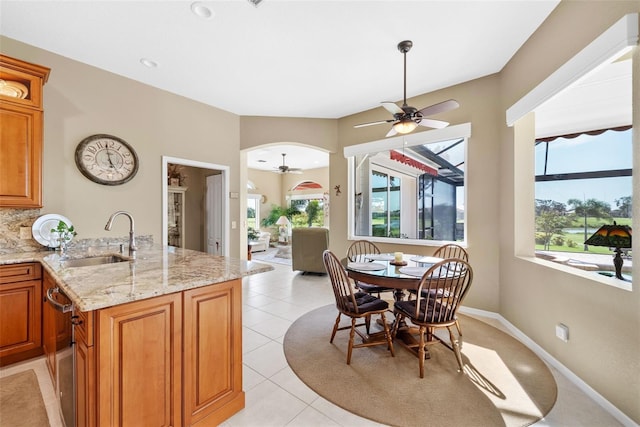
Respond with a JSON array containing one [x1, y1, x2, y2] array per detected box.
[[392, 312, 405, 339], [448, 326, 464, 372], [330, 313, 341, 343], [418, 326, 426, 378], [346, 317, 357, 365], [455, 319, 463, 349], [365, 314, 371, 334], [380, 311, 394, 357]]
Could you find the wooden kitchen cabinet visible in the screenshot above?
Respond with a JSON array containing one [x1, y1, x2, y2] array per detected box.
[[76, 279, 244, 426], [97, 293, 183, 427], [0, 263, 42, 366], [0, 54, 50, 208], [183, 279, 243, 426]]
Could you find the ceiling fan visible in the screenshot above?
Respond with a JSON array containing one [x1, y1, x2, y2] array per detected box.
[[354, 40, 460, 137], [273, 153, 302, 174]]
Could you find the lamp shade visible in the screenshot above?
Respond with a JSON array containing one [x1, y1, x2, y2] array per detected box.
[[584, 222, 632, 248], [393, 118, 418, 134], [275, 216, 290, 226]]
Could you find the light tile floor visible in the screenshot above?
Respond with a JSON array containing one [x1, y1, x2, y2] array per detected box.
[[2, 262, 624, 427]]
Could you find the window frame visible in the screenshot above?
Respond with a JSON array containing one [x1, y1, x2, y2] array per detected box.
[[345, 123, 471, 247]]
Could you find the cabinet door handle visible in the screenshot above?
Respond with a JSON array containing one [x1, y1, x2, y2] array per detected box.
[[46, 287, 73, 313]]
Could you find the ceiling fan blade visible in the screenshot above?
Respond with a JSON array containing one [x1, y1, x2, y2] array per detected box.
[[417, 118, 450, 129], [417, 99, 459, 117], [385, 126, 398, 137], [354, 119, 393, 128], [381, 102, 404, 115]]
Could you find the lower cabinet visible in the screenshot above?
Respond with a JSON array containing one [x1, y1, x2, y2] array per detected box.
[[0, 263, 42, 366], [183, 280, 244, 426], [76, 278, 243, 426]]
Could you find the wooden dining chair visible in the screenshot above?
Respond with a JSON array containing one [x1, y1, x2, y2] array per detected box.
[[346, 240, 394, 298], [414, 243, 469, 337], [433, 243, 469, 262], [392, 258, 473, 378], [322, 250, 395, 365]]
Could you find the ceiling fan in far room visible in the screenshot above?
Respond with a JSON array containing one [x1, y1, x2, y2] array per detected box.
[[273, 153, 303, 174], [354, 40, 460, 137]]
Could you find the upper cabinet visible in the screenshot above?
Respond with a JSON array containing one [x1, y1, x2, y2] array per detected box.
[[0, 54, 50, 208]]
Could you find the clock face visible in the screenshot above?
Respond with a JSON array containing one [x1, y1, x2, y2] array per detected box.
[[75, 134, 139, 185]]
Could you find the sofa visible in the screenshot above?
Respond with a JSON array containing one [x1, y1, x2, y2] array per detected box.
[[250, 231, 271, 252], [291, 227, 329, 274]]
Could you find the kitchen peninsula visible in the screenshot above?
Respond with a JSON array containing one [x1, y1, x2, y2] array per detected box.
[[0, 245, 273, 426]]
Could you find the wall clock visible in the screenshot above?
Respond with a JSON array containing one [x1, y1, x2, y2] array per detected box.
[[75, 134, 139, 185]]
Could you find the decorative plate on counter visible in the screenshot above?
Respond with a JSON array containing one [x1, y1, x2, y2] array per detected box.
[[32, 214, 73, 247]]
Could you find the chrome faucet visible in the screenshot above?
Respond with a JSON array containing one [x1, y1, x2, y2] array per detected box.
[[105, 211, 137, 259]]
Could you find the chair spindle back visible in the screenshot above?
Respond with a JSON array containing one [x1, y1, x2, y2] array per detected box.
[[433, 244, 469, 262], [347, 240, 381, 262], [414, 258, 473, 324], [323, 250, 361, 314]]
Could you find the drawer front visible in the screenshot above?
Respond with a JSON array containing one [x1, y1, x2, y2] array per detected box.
[[74, 310, 94, 347], [0, 263, 41, 284]]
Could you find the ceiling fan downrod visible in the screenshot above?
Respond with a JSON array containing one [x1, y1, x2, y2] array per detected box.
[[398, 40, 412, 108]]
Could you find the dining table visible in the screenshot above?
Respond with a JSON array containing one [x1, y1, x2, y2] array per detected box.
[[342, 252, 445, 354], [342, 252, 444, 302]]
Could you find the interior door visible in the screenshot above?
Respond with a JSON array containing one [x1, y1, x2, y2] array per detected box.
[[206, 174, 224, 255]]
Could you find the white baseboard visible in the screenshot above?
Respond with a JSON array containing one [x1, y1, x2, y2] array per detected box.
[[458, 306, 639, 427]]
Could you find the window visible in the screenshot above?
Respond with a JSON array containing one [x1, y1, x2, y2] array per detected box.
[[345, 123, 470, 246], [247, 195, 261, 230], [289, 194, 326, 228], [534, 127, 632, 256]]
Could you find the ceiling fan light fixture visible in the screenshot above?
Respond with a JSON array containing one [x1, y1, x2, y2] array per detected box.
[[393, 119, 418, 134]]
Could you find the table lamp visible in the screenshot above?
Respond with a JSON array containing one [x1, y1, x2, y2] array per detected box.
[[584, 221, 632, 280]]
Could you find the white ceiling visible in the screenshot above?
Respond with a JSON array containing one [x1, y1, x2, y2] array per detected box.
[[247, 144, 329, 172], [0, 0, 560, 120], [3, 1, 629, 172]]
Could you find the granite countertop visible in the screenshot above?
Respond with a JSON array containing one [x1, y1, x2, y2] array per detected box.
[[0, 244, 273, 312]]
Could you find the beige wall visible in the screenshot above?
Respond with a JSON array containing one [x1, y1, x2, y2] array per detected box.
[[247, 166, 329, 229], [1, 36, 243, 256], [337, 74, 503, 312], [496, 2, 640, 421]]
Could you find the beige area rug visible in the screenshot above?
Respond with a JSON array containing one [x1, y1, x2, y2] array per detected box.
[[0, 369, 50, 427], [284, 305, 557, 427]]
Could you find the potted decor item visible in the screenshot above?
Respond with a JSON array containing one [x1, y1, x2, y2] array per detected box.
[[50, 220, 77, 253]]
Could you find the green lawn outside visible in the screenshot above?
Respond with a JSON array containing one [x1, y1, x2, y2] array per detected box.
[[537, 216, 632, 254]]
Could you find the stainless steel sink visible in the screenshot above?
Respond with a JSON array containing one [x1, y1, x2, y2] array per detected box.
[[61, 255, 129, 268]]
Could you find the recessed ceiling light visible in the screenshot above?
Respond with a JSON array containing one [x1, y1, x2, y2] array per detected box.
[[140, 58, 158, 68], [191, 2, 214, 19]]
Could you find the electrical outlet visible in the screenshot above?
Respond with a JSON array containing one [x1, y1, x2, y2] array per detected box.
[[19, 226, 32, 240], [231, 221, 237, 229], [555, 323, 569, 342]]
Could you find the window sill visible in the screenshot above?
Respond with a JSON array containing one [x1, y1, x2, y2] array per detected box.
[[517, 255, 632, 291], [349, 235, 466, 248]]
